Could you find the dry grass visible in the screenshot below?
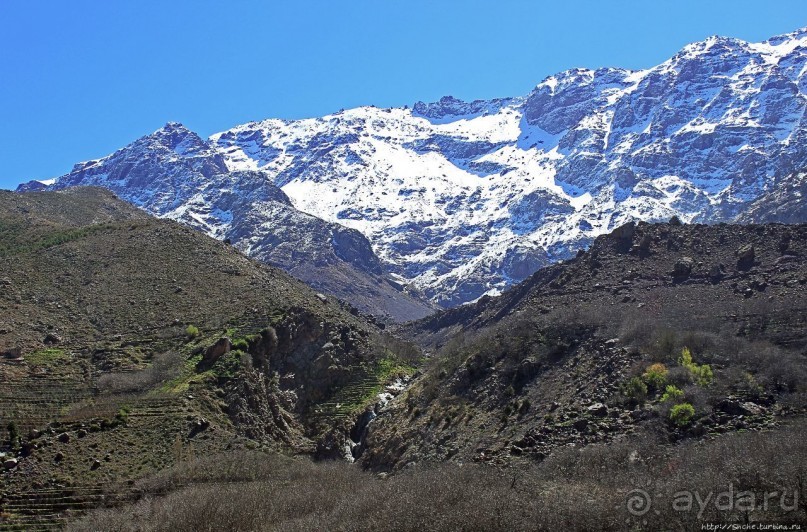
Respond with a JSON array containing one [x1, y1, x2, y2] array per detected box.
[[68, 421, 807, 531]]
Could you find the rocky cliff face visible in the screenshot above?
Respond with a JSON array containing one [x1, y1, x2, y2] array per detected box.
[[23, 28, 807, 307]]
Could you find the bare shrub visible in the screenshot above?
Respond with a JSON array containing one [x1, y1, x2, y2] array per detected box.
[[97, 350, 184, 394], [68, 421, 807, 531]]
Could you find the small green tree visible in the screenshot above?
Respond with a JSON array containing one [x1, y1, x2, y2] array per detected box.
[[624, 376, 648, 405], [660, 384, 684, 403], [679, 347, 713, 386], [642, 363, 668, 393], [669, 403, 695, 427]]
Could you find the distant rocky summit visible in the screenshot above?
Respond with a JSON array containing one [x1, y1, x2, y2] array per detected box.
[[22, 27, 807, 307], [20, 124, 433, 322]]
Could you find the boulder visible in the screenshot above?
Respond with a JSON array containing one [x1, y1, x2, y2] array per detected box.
[[573, 419, 589, 432], [708, 264, 725, 282], [673, 257, 694, 278], [737, 244, 755, 262], [1, 347, 22, 359], [737, 244, 755, 269], [587, 403, 609, 417], [43, 333, 62, 345], [3, 458, 18, 470], [57, 432, 71, 443], [203, 337, 232, 366], [612, 222, 636, 241], [717, 399, 747, 416], [740, 402, 766, 416]]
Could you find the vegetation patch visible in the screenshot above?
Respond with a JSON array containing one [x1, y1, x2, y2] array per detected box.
[[0, 222, 114, 257], [160, 354, 206, 394], [669, 402, 696, 427], [185, 325, 201, 339], [374, 356, 415, 382], [679, 347, 714, 386], [25, 348, 69, 367]]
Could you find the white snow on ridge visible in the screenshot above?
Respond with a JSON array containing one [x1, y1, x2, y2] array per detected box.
[[207, 28, 805, 304], [35, 27, 805, 308]]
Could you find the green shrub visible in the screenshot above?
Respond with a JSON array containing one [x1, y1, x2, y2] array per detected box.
[[642, 363, 668, 392], [624, 376, 648, 405], [185, 325, 200, 339], [669, 403, 695, 427], [211, 351, 243, 379], [693, 364, 714, 386], [26, 348, 68, 367], [679, 347, 713, 386], [232, 338, 250, 352], [109, 407, 129, 428], [660, 384, 684, 403]]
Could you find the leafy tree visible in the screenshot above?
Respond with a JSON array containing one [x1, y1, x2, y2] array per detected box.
[[670, 403, 695, 427], [660, 384, 684, 403], [642, 363, 668, 392], [679, 347, 713, 386]]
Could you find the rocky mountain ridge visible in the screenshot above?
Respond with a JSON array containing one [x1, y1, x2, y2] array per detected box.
[[21, 27, 807, 307], [360, 220, 807, 470], [20, 124, 434, 322]]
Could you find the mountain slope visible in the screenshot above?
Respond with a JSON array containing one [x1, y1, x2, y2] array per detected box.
[[0, 187, 421, 527], [20, 124, 434, 322], [211, 27, 806, 305], [361, 221, 807, 470]]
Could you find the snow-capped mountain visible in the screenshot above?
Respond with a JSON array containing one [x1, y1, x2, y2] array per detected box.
[[23, 27, 807, 307], [210, 28, 806, 305], [24, 123, 435, 321]]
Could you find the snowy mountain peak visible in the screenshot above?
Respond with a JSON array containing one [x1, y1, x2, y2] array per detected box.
[[765, 26, 807, 46], [412, 95, 516, 121], [209, 26, 806, 306], [137, 122, 215, 158], [25, 27, 807, 309]]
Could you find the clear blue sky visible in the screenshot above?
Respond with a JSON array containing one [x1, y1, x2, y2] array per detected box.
[[0, 0, 804, 189]]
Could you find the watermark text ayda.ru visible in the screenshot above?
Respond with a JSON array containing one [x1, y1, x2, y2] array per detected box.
[[627, 483, 799, 519]]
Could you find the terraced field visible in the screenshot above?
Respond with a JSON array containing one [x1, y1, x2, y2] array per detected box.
[[0, 486, 107, 531], [0, 189, 416, 530], [0, 374, 94, 435], [309, 366, 384, 423]]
